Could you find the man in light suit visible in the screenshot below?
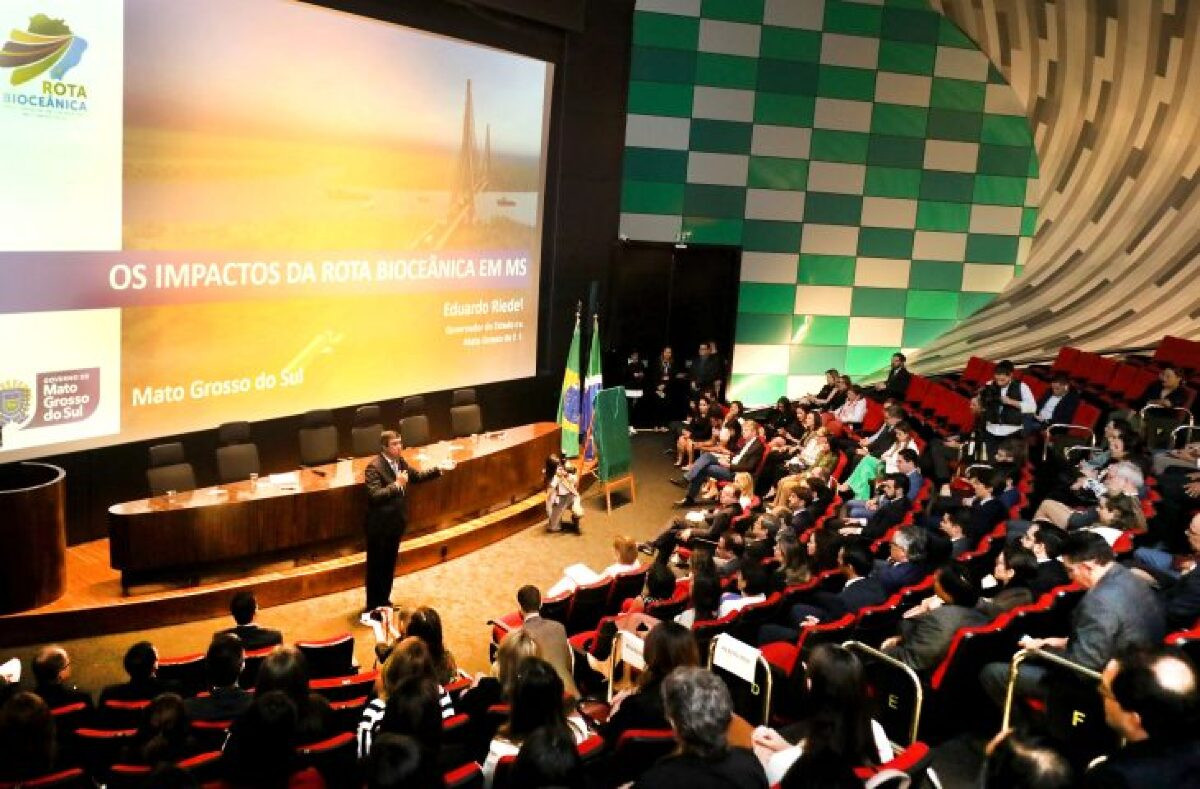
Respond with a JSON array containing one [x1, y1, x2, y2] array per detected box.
[[509, 585, 579, 699], [363, 430, 452, 612]]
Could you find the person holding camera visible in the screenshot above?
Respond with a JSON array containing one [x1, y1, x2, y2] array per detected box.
[[547, 457, 583, 533], [972, 360, 1036, 460]]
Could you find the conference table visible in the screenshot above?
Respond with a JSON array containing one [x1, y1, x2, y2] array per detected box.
[[108, 422, 559, 588]]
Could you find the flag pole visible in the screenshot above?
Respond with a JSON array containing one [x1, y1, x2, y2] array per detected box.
[[578, 310, 601, 484]]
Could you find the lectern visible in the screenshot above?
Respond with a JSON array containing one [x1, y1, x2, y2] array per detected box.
[[0, 462, 66, 614]]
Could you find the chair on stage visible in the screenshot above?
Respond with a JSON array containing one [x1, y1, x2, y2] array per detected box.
[[146, 442, 196, 496], [351, 405, 384, 457], [215, 421, 261, 484], [450, 403, 483, 438], [451, 388, 477, 406], [299, 409, 339, 466], [400, 414, 432, 448], [400, 395, 427, 417]]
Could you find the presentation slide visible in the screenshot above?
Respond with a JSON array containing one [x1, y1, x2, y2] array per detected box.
[[0, 0, 552, 462]]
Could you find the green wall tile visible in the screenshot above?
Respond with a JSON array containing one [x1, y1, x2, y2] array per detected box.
[[1021, 207, 1038, 236], [684, 183, 747, 218], [702, 0, 764, 24], [818, 65, 877, 101], [743, 220, 803, 252], [760, 26, 822, 63], [632, 12, 700, 51], [851, 286, 908, 317], [810, 130, 870, 163], [621, 180, 685, 215], [905, 289, 960, 318], [748, 156, 809, 190], [908, 260, 964, 290], [825, 0, 883, 36], [690, 119, 754, 154], [869, 135, 926, 168], [973, 174, 1027, 206], [902, 318, 957, 347], [978, 143, 1032, 176], [696, 53, 759, 90], [931, 78, 986, 111], [794, 315, 850, 345], [736, 313, 793, 345], [790, 345, 848, 375], [804, 193, 864, 226], [798, 254, 856, 286], [729, 373, 787, 403], [878, 41, 936, 75], [938, 18, 976, 48], [754, 92, 815, 126], [627, 80, 695, 118], [865, 166, 923, 198], [684, 216, 744, 244], [920, 170, 975, 202], [845, 345, 899, 376], [858, 227, 915, 258], [981, 114, 1033, 146], [630, 46, 696, 84], [916, 201, 971, 232], [871, 103, 928, 138], [881, 7, 941, 44], [740, 282, 795, 313], [758, 59, 821, 95], [965, 233, 1020, 262], [623, 147, 689, 183], [927, 108, 983, 142]]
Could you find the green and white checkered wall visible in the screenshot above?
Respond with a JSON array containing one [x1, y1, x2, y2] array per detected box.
[[619, 0, 1039, 404]]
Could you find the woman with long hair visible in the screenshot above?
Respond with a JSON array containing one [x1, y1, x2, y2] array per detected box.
[[358, 637, 454, 759], [121, 692, 198, 766], [600, 622, 699, 744], [406, 606, 460, 685], [255, 647, 333, 743], [751, 644, 893, 784]]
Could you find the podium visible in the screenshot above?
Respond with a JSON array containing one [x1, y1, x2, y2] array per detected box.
[[0, 462, 67, 614]]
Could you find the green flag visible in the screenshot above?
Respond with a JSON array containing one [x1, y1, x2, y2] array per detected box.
[[557, 315, 581, 457], [582, 315, 603, 460]]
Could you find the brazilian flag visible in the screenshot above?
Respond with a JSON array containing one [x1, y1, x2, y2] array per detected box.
[[557, 315, 582, 457]]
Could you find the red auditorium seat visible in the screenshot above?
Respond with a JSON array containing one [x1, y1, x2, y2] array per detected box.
[[71, 727, 138, 782], [98, 698, 150, 728], [296, 731, 358, 784], [852, 741, 935, 783], [606, 564, 649, 614], [606, 728, 676, 786], [0, 767, 92, 788], [309, 669, 378, 702], [566, 577, 613, 635], [297, 632, 355, 678], [443, 762, 484, 789], [155, 652, 207, 697], [1166, 623, 1200, 667]]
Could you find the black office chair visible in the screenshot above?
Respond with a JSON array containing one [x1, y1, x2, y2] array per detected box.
[[215, 421, 260, 483], [146, 442, 196, 496], [399, 414, 431, 447], [451, 388, 476, 407], [400, 395, 427, 418], [299, 409, 339, 466], [351, 405, 383, 457], [450, 403, 482, 438]]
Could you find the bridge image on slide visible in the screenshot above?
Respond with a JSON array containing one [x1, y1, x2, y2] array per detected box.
[[415, 79, 492, 248]]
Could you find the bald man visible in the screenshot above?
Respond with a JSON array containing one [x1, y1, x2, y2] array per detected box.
[[31, 645, 93, 710]]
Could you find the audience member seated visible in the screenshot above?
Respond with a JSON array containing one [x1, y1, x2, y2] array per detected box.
[[100, 640, 173, 704], [758, 542, 886, 647], [1088, 492, 1147, 545], [677, 420, 765, 507], [31, 644, 93, 711], [364, 733, 437, 789], [221, 691, 324, 788], [964, 469, 1009, 543], [976, 544, 1038, 618], [457, 630, 539, 721], [633, 666, 767, 789], [377, 677, 443, 774], [358, 637, 454, 759], [674, 396, 716, 468], [256, 646, 334, 744], [771, 435, 837, 508], [874, 352, 911, 401], [874, 525, 930, 595], [751, 644, 893, 784], [882, 563, 988, 673], [982, 729, 1073, 789], [511, 723, 585, 789], [217, 590, 283, 651], [483, 656, 589, 785], [675, 573, 722, 629], [973, 360, 1037, 459], [623, 559, 677, 614], [837, 473, 911, 541], [799, 369, 840, 411], [405, 606, 462, 686], [939, 510, 974, 558], [839, 423, 917, 501], [550, 535, 642, 599], [981, 532, 1166, 709], [1031, 373, 1080, 434], [120, 692, 199, 766], [717, 563, 771, 618], [830, 386, 867, 432], [0, 691, 57, 782], [644, 485, 742, 559], [713, 532, 746, 578], [506, 585, 579, 700], [601, 622, 699, 745], [1034, 460, 1145, 532], [185, 633, 252, 722], [1019, 522, 1072, 595], [1087, 645, 1200, 787], [1131, 512, 1200, 630]]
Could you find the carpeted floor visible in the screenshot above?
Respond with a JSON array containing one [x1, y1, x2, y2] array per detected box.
[[4, 430, 986, 786]]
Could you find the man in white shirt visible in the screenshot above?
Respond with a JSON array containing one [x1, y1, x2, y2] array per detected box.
[[833, 385, 867, 429]]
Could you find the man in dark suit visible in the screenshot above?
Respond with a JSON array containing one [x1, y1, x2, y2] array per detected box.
[[1021, 522, 1071, 595], [644, 484, 741, 558], [883, 563, 988, 673], [1032, 373, 1080, 429], [185, 634, 253, 722], [839, 473, 911, 542], [873, 525, 930, 595], [966, 469, 1008, 543], [678, 420, 765, 505], [1087, 645, 1200, 787], [217, 591, 282, 652], [99, 641, 173, 704], [873, 352, 912, 401], [31, 646, 93, 711], [981, 533, 1166, 708], [363, 430, 452, 611]]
